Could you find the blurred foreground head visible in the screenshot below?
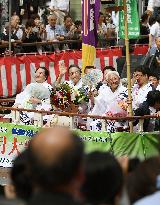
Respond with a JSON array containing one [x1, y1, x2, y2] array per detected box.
[[28, 127, 84, 193], [82, 151, 123, 205], [127, 156, 160, 204]]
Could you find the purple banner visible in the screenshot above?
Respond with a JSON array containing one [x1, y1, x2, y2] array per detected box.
[[82, 0, 100, 46]]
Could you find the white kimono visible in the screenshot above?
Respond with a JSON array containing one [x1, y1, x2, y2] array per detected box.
[[88, 84, 128, 132], [11, 82, 53, 125]]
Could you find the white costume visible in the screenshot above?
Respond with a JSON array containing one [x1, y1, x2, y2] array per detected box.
[[132, 83, 153, 110], [89, 84, 128, 132], [134, 191, 160, 205], [13, 82, 52, 124], [67, 78, 83, 90]]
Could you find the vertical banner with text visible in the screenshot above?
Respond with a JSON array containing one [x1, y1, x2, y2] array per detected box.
[[119, 0, 140, 39], [82, 0, 100, 73]]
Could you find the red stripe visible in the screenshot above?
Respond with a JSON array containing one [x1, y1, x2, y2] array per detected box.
[[5, 57, 12, 97], [15, 58, 22, 94]]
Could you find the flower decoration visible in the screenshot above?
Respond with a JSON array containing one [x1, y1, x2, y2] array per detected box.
[[50, 83, 89, 111], [51, 83, 72, 110]]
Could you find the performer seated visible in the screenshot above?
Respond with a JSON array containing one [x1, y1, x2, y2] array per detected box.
[[8, 67, 52, 124], [56, 63, 83, 89], [88, 71, 128, 132]]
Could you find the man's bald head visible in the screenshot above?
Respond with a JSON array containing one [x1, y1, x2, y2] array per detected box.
[[28, 126, 84, 191], [31, 127, 73, 165]]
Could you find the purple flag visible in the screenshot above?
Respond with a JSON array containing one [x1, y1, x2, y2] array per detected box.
[[82, 0, 100, 47]]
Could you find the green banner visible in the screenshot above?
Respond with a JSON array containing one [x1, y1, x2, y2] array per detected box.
[[0, 123, 160, 167], [0, 123, 39, 167], [119, 0, 140, 39]]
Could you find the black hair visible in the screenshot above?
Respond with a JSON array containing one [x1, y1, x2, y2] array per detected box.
[[149, 15, 156, 26], [30, 14, 40, 20], [127, 156, 160, 204], [25, 19, 35, 28], [149, 72, 159, 81], [84, 66, 95, 73], [11, 148, 32, 201], [128, 158, 141, 173], [36, 67, 49, 80], [134, 65, 149, 76], [68, 64, 82, 73], [146, 90, 160, 106], [74, 20, 82, 27], [103, 66, 115, 74], [28, 131, 84, 192], [82, 151, 123, 205], [64, 15, 72, 22], [141, 13, 149, 23]]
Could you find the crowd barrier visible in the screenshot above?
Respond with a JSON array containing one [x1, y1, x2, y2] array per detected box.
[[0, 45, 148, 98], [0, 105, 160, 167], [0, 40, 82, 48]]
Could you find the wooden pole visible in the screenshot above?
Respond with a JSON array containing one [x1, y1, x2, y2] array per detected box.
[[123, 0, 133, 132], [8, 0, 12, 55]]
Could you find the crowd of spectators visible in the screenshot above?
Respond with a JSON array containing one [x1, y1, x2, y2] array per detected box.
[[1, 1, 159, 54], [0, 13, 82, 54], [0, 127, 160, 205]]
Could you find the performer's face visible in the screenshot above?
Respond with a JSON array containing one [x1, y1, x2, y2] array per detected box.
[[149, 76, 159, 88], [64, 17, 73, 29], [108, 74, 120, 91], [69, 67, 81, 85], [35, 68, 46, 83], [134, 71, 148, 86]]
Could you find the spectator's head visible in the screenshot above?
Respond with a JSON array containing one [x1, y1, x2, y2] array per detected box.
[[149, 73, 159, 88], [11, 149, 32, 201], [128, 158, 141, 173], [11, 15, 20, 28], [103, 66, 116, 81], [155, 36, 160, 49], [28, 127, 84, 195], [74, 20, 82, 32], [106, 71, 120, 91], [149, 15, 156, 26], [134, 66, 149, 87], [141, 12, 149, 24], [69, 64, 81, 85], [35, 67, 49, 83], [82, 151, 123, 205], [146, 90, 160, 109], [30, 14, 40, 27], [127, 156, 160, 204], [48, 14, 57, 27], [64, 15, 73, 29], [84, 65, 95, 74], [25, 19, 34, 31], [99, 12, 105, 24]]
